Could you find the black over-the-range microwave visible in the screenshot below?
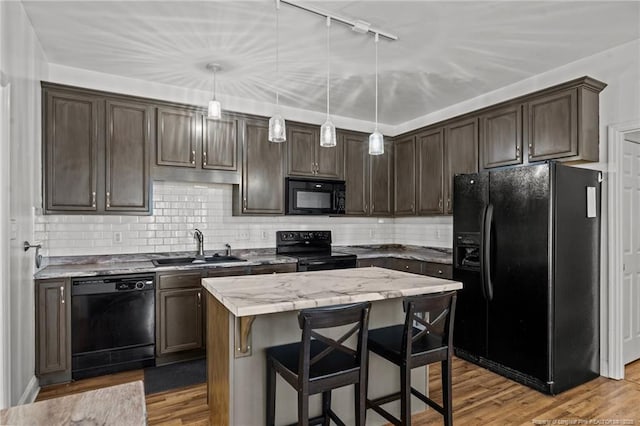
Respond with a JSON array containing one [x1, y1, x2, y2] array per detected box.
[[285, 178, 346, 215]]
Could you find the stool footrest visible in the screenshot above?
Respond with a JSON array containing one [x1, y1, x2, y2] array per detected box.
[[410, 387, 445, 415]]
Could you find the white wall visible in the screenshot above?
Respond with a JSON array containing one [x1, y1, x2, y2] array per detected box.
[[1, 1, 49, 405]]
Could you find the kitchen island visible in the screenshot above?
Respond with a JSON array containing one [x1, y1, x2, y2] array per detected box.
[[202, 266, 462, 425]]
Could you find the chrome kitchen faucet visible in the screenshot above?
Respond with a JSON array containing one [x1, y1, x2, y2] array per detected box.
[[194, 229, 205, 258]]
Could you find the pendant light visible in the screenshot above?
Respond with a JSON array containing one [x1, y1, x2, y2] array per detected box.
[[320, 16, 336, 148], [368, 33, 384, 155], [269, 0, 286, 143], [206, 63, 222, 120]]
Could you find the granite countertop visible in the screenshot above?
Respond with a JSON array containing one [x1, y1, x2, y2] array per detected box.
[[34, 245, 453, 280], [202, 266, 462, 317], [0, 381, 146, 425], [34, 248, 297, 279], [336, 244, 452, 264]]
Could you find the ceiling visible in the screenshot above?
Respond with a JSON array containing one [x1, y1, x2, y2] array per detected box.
[[22, 1, 640, 126]]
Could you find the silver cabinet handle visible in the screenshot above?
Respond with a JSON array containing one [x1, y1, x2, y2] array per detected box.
[[315, 162, 319, 174], [243, 198, 247, 211], [91, 191, 96, 208], [516, 145, 520, 159], [197, 291, 201, 307], [438, 270, 443, 274], [447, 198, 451, 211], [364, 203, 367, 213], [410, 203, 414, 211], [438, 198, 443, 210], [106, 192, 111, 208], [528, 143, 533, 156], [191, 150, 196, 165], [60, 286, 65, 304], [203, 151, 207, 166]]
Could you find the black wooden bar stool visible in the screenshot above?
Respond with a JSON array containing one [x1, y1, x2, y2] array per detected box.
[[265, 302, 371, 426], [366, 291, 457, 426]]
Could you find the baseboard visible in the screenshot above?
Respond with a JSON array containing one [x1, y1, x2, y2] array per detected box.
[[17, 375, 39, 405]]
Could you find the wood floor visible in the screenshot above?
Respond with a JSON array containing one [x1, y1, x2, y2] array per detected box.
[[36, 358, 640, 425]]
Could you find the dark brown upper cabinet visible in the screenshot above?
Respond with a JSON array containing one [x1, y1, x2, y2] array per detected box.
[[526, 77, 605, 163], [343, 131, 369, 215], [233, 118, 285, 215], [156, 106, 198, 168], [202, 116, 238, 171], [479, 103, 523, 169], [43, 83, 152, 215], [444, 117, 478, 214], [44, 89, 99, 213], [105, 100, 151, 212], [287, 122, 343, 179], [342, 130, 393, 217], [394, 136, 416, 216], [370, 139, 394, 216], [416, 128, 445, 215]]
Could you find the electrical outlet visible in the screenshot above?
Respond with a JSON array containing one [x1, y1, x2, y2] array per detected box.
[[369, 229, 375, 238], [113, 232, 123, 244], [435, 229, 441, 239], [261, 231, 267, 240], [237, 231, 250, 240]]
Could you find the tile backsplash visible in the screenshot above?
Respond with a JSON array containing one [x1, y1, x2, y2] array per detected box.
[[35, 182, 452, 257]]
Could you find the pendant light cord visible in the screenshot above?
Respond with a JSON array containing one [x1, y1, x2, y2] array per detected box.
[[374, 32, 379, 130], [275, 1, 280, 107], [326, 16, 331, 119]]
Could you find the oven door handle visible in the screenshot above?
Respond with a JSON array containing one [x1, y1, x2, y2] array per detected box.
[[304, 261, 331, 266]]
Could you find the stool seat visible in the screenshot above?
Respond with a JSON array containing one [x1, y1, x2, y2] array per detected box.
[[368, 325, 448, 367], [266, 339, 360, 385]]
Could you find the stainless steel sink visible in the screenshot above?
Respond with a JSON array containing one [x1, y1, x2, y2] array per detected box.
[[152, 255, 246, 266]]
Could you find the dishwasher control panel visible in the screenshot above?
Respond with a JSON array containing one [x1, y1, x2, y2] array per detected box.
[[72, 274, 155, 295]]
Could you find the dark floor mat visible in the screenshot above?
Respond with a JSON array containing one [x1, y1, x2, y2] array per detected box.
[[144, 358, 206, 395]]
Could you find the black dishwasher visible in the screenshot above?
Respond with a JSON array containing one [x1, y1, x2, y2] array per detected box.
[[71, 274, 156, 380]]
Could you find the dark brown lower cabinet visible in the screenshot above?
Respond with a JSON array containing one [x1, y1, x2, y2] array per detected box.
[[156, 271, 205, 358], [250, 263, 297, 275], [35, 279, 71, 385], [158, 288, 203, 354]]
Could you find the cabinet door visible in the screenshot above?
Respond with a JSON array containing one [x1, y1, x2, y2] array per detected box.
[[343, 132, 369, 215], [423, 262, 453, 279], [444, 118, 478, 214], [287, 124, 317, 177], [527, 88, 578, 161], [156, 106, 198, 168], [44, 90, 99, 212], [202, 116, 237, 171], [394, 136, 416, 216], [242, 119, 285, 214], [480, 104, 523, 169], [36, 280, 70, 377], [387, 258, 424, 275], [370, 140, 394, 216], [158, 288, 203, 354], [417, 128, 444, 215], [316, 135, 344, 179], [250, 263, 297, 275], [105, 100, 151, 213], [357, 258, 388, 268]]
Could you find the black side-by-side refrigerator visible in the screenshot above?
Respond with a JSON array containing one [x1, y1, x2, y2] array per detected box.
[[452, 162, 601, 395]]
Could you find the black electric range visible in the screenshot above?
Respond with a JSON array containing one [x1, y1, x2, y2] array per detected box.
[[276, 231, 357, 272]]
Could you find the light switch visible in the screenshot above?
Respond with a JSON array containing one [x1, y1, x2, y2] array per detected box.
[[586, 187, 596, 218]]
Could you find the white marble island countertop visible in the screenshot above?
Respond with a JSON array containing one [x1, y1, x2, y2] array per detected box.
[[202, 266, 462, 317]]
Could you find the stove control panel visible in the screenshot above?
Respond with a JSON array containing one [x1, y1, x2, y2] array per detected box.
[[277, 231, 331, 243]]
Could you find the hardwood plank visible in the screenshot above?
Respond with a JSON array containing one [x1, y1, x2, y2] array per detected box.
[[35, 356, 640, 425]]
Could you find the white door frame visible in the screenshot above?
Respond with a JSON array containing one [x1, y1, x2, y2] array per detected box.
[[607, 120, 640, 380], [0, 83, 11, 409]]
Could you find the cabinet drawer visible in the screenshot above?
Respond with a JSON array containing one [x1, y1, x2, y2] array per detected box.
[[158, 271, 203, 289], [423, 262, 452, 279], [388, 258, 424, 274], [207, 266, 249, 278], [250, 264, 297, 275], [357, 258, 388, 268]]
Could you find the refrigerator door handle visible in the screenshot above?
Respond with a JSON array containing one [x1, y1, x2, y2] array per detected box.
[[480, 204, 488, 301], [483, 203, 494, 301]]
